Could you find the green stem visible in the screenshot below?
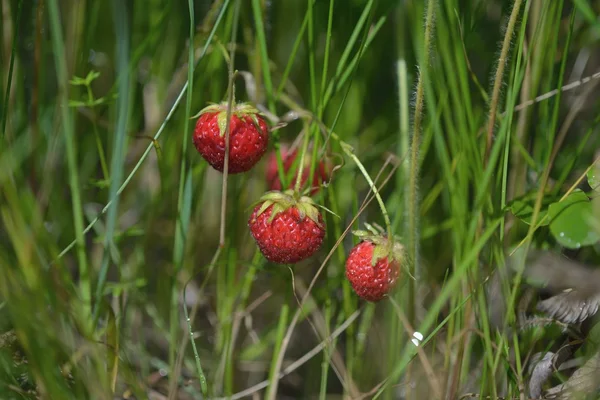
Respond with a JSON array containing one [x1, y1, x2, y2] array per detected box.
[[294, 127, 311, 194], [407, 0, 436, 309], [183, 281, 208, 395], [251, 0, 275, 113], [319, 300, 332, 400], [169, 0, 197, 380], [485, 0, 524, 159], [266, 304, 289, 400], [1, 0, 22, 141], [339, 140, 392, 243], [92, 121, 110, 181], [53, 0, 231, 264], [220, 1, 241, 245], [92, 0, 132, 327], [47, 0, 91, 326]]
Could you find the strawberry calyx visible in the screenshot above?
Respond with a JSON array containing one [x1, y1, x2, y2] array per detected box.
[[253, 189, 323, 227], [351, 230, 404, 267], [192, 101, 266, 137]]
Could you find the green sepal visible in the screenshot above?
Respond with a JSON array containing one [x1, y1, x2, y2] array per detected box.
[[250, 189, 324, 227], [190, 101, 265, 125], [371, 243, 390, 266], [190, 102, 222, 119], [217, 112, 228, 137], [351, 227, 405, 267], [312, 202, 340, 219], [369, 238, 405, 267]]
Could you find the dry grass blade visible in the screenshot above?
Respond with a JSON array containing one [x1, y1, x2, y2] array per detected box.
[[220, 310, 362, 400]]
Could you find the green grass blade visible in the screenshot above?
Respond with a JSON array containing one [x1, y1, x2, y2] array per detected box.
[[0, 0, 22, 141], [54, 0, 231, 264], [92, 0, 133, 323], [251, 0, 275, 112], [47, 0, 91, 325]]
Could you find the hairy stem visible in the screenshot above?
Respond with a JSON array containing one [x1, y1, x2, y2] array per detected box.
[[407, 0, 437, 315], [485, 0, 524, 160]]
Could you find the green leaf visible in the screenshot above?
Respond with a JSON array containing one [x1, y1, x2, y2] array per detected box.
[[507, 191, 554, 226], [84, 70, 101, 85], [588, 162, 600, 192], [68, 76, 88, 86], [548, 190, 600, 249]]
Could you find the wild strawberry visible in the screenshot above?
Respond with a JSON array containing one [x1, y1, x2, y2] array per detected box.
[[345, 231, 404, 302], [248, 190, 326, 264], [192, 102, 269, 174], [266, 145, 331, 195]]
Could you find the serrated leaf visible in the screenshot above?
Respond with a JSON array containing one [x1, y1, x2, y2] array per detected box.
[[592, 196, 600, 235], [588, 163, 600, 192], [507, 191, 553, 226], [548, 190, 600, 249]]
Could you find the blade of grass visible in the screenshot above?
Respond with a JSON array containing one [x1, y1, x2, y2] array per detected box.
[[54, 0, 231, 264], [319, 300, 332, 400], [168, 0, 197, 379], [92, 0, 132, 325], [1, 0, 22, 142], [374, 217, 503, 398], [265, 304, 289, 400], [251, 0, 275, 113], [171, 1, 240, 397], [274, 0, 314, 101], [47, 0, 91, 327], [225, 310, 361, 400]]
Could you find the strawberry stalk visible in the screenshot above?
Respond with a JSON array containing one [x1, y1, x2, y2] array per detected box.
[[294, 124, 312, 195], [339, 140, 394, 253]]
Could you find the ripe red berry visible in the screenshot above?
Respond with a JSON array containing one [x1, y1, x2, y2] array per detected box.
[[345, 233, 403, 302], [248, 190, 326, 264], [192, 102, 269, 174], [265, 145, 331, 195]]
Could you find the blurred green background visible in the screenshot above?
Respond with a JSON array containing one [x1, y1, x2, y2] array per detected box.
[[1, 0, 599, 399]]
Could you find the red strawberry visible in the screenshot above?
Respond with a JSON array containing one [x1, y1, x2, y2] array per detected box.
[[266, 145, 331, 195], [345, 232, 403, 302], [248, 190, 326, 264], [192, 102, 269, 174]]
